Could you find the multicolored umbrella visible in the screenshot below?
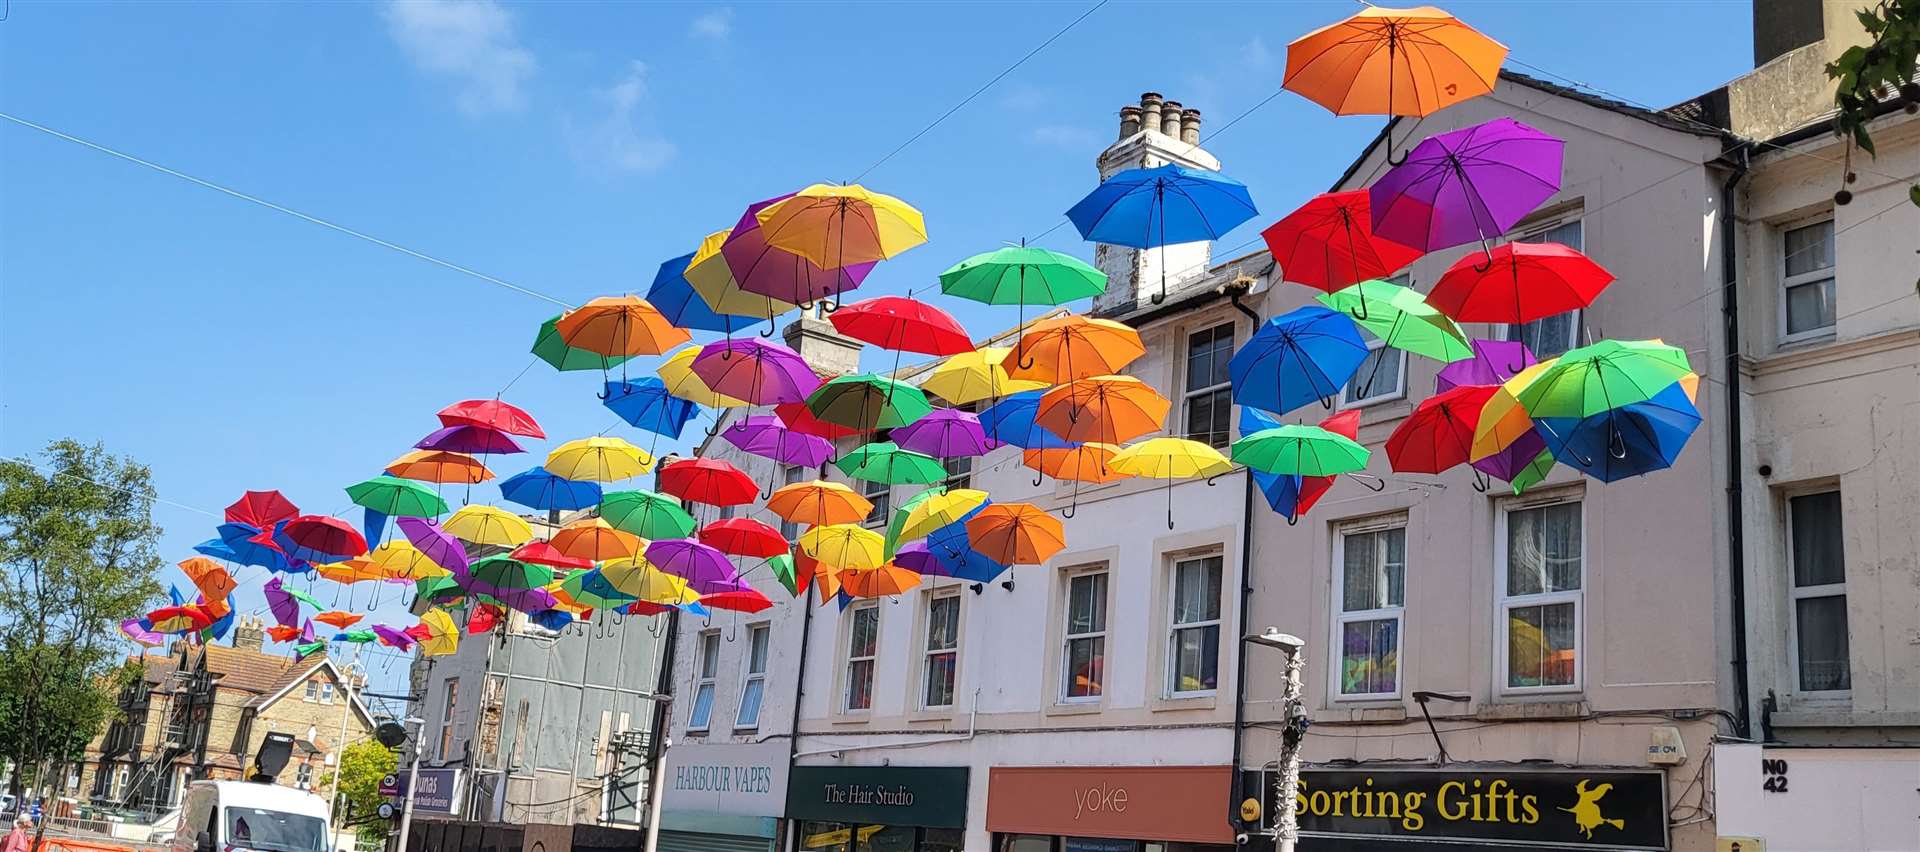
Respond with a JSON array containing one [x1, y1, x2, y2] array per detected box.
[[692, 339, 822, 406], [147, 604, 213, 634], [753, 183, 928, 272], [602, 379, 702, 439], [722, 193, 876, 306], [657, 345, 752, 409], [1428, 242, 1613, 325], [645, 540, 745, 595], [385, 450, 494, 484], [800, 524, 886, 572], [892, 409, 998, 458], [920, 347, 1050, 407], [1515, 339, 1694, 420], [415, 425, 525, 456], [1108, 437, 1235, 528], [225, 489, 300, 529], [1005, 316, 1145, 383], [558, 569, 639, 609], [830, 296, 974, 356], [979, 390, 1076, 450], [1034, 375, 1170, 444], [599, 490, 698, 540], [766, 480, 871, 527], [555, 295, 691, 357], [346, 475, 449, 519], [551, 518, 643, 562], [1232, 425, 1371, 476], [1316, 279, 1472, 361], [923, 521, 1010, 582], [545, 436, 653, 481], [1386, 385, 1500, 475], [444, 505, 535, 548], [965, 502, 1065, 566], [498, 467, 603, 512], [659, 457, 758, 506], [120, 617, 166, 648], [1066, 164, 1259, 304], [1535, 381, 1700, 482], [939, 246, 1107, 350], [1370, 117, 1565, 256], [439, 399, 545, 438], [647, 251, 765, 335], [698, 518, 788, 559], [533, 314, 635, 373], [1229, 305, 1370, 415], [834, 442, 946, 485], [1262, 191, 1424, 294], [805, 374, 932, 431]]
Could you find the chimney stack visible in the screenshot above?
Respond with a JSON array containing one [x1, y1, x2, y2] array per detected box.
[[1118, 105, 1142, 139], [1159, 100, 1184, 136], [1139, 92, 1164, 139], [1180, 108, 1202, 144], [1091, 90, 1224, 314], [232, 615, 265, 652]]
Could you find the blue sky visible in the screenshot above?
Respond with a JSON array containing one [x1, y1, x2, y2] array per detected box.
[[0, 0, 1752, 683]]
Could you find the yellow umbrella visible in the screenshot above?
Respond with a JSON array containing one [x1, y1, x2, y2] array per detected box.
[[366, 541, 449, 581], [546, 436, 654, 481], [1109, 437, 1235, 530], [920, 347, 1050, 406], [799, 524, 886, 572], [601, 558, 700, 604], [444, 505, 535, 548], [898, 488, 991, 542], [657, 345, 751, 408], [753, 184, 928, 269], [1471, 357, 1559, 461], [683, 229, 800, 317], [417, 608, 459, 657]]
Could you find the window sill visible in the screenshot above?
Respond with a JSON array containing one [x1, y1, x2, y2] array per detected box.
[[1150, 692, 1218, 713], [829, 711, 872, 726], [1045, 700, 1106, 717], [1313, 705, 1408, 724], [1338, 391, 1406, 411], [1771, 709, 1920, 728], [1777, 330, 1837, 351], [906, 707, 956, 724], [1478, 698, 1588, 720], [730, 725, 760, 736]]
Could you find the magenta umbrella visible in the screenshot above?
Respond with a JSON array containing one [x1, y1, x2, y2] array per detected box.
[[645, 539, 744, 595], [891, 408, 999, 458], [1369, 117, 1565, 259], [474, 584, 560, 613], [416, 425, 526, 455], [121, 618, 165, 647], [722, 414, 835, 497], [396, 516, 470, 579], [723, 194, 876, 309], [372, 623, 417, 651], [263, 576, 301, 627], [1435, 339, 1537, 393], [692, 339, 822, 406]]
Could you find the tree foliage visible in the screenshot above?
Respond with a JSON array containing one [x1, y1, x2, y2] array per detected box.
[[1826, 0, 1920, 207], [321, 739, 397, 843]]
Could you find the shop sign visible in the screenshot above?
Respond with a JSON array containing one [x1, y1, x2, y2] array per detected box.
[[1243, 767, 1667, 850], [383, 768, 463, 815], [663, 740, 791, 817], [987, 766, 1235, 844], [786, 765, 969, 829]]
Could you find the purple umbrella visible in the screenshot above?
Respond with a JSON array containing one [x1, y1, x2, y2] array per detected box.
[[723, 194, 876, 307], [371, 623, 417, 651], [396, 517, 471, 579], [1435, 339, 1537, 393], [892, 409, 1000, 458], [263, 577, 300, 627], [475, 584, 560, 613], [1474, 428, 1549, 484], [891, 540, 954, 578], [722, 415, 834, 465], [415, 425, 526, 455], [1369, 117, 1564, 256], [692, 339, 822, 406], [646, 539, 745, 595], [121, 618, 165, 648]]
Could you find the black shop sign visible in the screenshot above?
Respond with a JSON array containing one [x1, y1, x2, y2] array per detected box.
[[1242, 767, 1667, 850], [786, 765, 970, 829]]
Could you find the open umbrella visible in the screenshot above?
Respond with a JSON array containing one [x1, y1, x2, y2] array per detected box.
[[891, 409, 998, 459], [702, 587, 775, 613], [766, 480, 871, 527], [1232, 425, 1371, 476], [439, 399, 545, 438], [225, 490, 299, 529], [979, 390, 1076, 450], [1534, 381, 1700, 482], [841, 565, 922, 598], [1066, 164, 1258, 303], [545, 437, 653, 481], [722, 193, 875, 307], [895, 488, 988, 545], [314, 559, 386, 585], [1005, 315, 1145, 383], [555, 295, 691, 357], [147, 605, 213, 634], [699, 518, 788, 559], [775, 402, 867, 441], [1229, 305, 1370, 415], [692, 339, 822, 406], [396, 517, 470, 577], [658, 457, 758, 506], [1034, 375, 1170, 445], [444, 505, 535, 548], [415, 425, 525, 456], [121, 618, 166, 648], [471, 554, 554, 590], [1509, 448, 1559, 495], [1022, 443, 1125, 517], [314, 611, 362, 630], [939, 245, 1107, 351], [218, 522, 299, 573], [658, 345, 752, 409], [1108, 437, 1234, 528], [599, 490, 698, 540], [346, 475, 449, 519], [602, 558, 702, 604], [280, 516, 368, 563], [559, 569, 639, 609], [179, 557, 237, 603], [1386, 385, 1500, 477], [645, 540, 745, 595], [551, 518, 643, 562], [412, 608, 460, 657], [533, 314, 634, 373], [372, 624, 417, 651], [965, 502, 1065, 566], [368, 541, 451, 581], [1436, 339, 1537, 392], [923, 521, 1010, 583], [511, 540, 595, 571], [386, 450, 494, 484], [920, 347, 1049, 407], [1370, 117, 1566, 259], [800, 524, 886, 572], [603, 379, 702, 439], [684, 229, 802, 326], [753, 184, 928, 282], [1262, 191, 1424, 295], [805, 374, 932, 431], [721, 414, 835, 498], [1515, 339, 1694, 420], [834, 442, 946, 485], [262, 577, 302, 627], [830, 296, 974, 357], [648, 250, 768, 335], [1428, 242, 1614, 326], [1316, 279, 1472, 362], [498, 467, 603, 513], [415, 575, 466, 607]]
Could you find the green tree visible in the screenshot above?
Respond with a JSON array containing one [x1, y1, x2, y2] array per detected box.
[[321, 739, 397, 843], [1826, 0, 1920, 208]]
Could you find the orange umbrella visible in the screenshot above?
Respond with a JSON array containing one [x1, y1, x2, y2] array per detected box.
[[385, 450, 494, 484], [315, 558, 387, 585], [805, 552, 843, 605], [1022, 443, 1126, 484], [965, 503, 1066, 566], [1034, 375, 1170, 444], [314, 611, 363, 629], [555, 296, 692, 357], [266, 624, 302, 642], [841, 564, 923, 598], [1005, 316, 1145, 383], [178, 557, 236, 602], [767, 480, 872, 527], [550, 518, 643, 562]]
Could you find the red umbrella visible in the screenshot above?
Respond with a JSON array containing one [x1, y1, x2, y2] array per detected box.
[[1297, 409, 1362, 512], [438, 399, 545, 439], [702, 588, 774, 613], [511, 541, 594, 571], [281, 515, 369, 560], [658, 458, 757, 506], [829, 296, 973, 356], [699, 518, 789, 558], [467, 603, 504, 634], [776, 402, 866, 441], [1385, 385, 1498, 474], [1262, 191, 1424, 293], [225, 490, 299, 528], [627, 600, 674, 617], [1427, 242, 1613, 324]]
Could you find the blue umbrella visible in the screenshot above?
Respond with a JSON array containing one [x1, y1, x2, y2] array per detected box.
[[1229, 305, 1370, 415], [498, 467, 603, 512], [603, 378, 702, 439], [1239, 405, 1283, 438], [1534, 381, 1700, 483], [530, 609, 575, 631], [1065, 163, 1258, 304], [192, 538, 241, 562], [217, 522, 302, 573], [646, 252, 760, 334], [925, 521, 1010, 583], [979, 390, 1077, 450]]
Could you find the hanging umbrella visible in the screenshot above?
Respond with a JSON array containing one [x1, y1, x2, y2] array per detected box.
[[767, 553, 801, 597], [1535, 381, 1700, 482], [699, 518, 788, 558], [775, 402, 868, 441], [550, 518, 644, 562], [1515, 339, 1694, 420], [218, 522, 300, 573], [1436, 339, 1538, 392], [415, 575, 466, 607], [658, 457, 758, 506], [498, 467, 603, 513], [1509, 448, 1559, 495], [280, 515, 368, 563], [475, 585, 561, 614], [891, 541, 942, 577], [920, 347, 1050, 407], [602, 558, 702, 604], [262, 577, 301, 627], [395, 517, 470, 577], [121, 618, 166, 648], [657, 345, 753, 409], [545, 436, 654, 481], [314, 559, 386, 585], [1316, 279, 1473, 361], [372, 624, 417, 651], [965, 502, 1066, 566], [602, 379, 703, 438], [648, 250, 769, 334], [767, 480, 871, 527], [702, 587, 775, 613], [884, 486, 948, 556], [192, 538, 241, 563], [892, 409, 998, 459], [1386, 385, 1500, 475], [692, 339, 822, 406], [1232, 425, 1371, 476], [415, 425, 526, 456], [532, 314, 634, 373], [560, 569, 639, 609], [1034, 375, 1170, 445], [511, 540, 595, 571], [333, 630, 381, 646], [722, 415, 835, 467], [805, 374, 932, 431], [1262, 191, 1424, 294], [753, 183, 928, 273], [346, 475, 449, 519], [1005, 315, 1146, 383], [723, 193, 876, 306], [830, 296, 974, 356], [264, 623, 303, 643], [444, 505, 535, 548], [1066, 164, 1259, 304], [146, 605, 213, 634], [1022, 444, 1125, 484], [1473, 427, 1550, 486], [1229, 305, 1370, 415], [471, 554, 554, 591], [1370, 117, 1566, 258], [685, 229, 803, 321], [799, 524, 886, 572], [895, 488, 988, 545], [923, 521, 1010, 582], [645, 540, 746, 595], [599, 490, 698, 540], [841, 565, 923, 598], [834, 442, 947, 485], [413, 609, 460, 657], [179, 557, 237, 603], [314, 611, 363, 629], [1472, 358, 1559, 461], [1428, 242, 1614, 325], [225, 490, 300, 528], [979, 390, 1077, 450], [1108, 437, 1234, 528], [439, 399, 545, 438], [367, 541, 450, 581], [939, 245, 1108, 350], [385, 450, 494, 484], [555, 295, 691, 357]]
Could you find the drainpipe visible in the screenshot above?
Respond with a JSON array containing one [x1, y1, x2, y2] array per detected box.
[[1720, 144, 1752, 740], [781, 576, 815, 852], [1224, 280, 1262, 836]]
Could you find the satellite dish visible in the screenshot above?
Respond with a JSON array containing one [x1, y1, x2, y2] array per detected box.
[[375, 721, 409, 749]]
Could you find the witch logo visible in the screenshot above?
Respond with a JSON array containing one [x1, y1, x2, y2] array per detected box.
[[1561, 780, 1625, 839]]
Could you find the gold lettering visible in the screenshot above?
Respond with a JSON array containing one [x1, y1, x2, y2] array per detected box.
[[1295, 778, 1308, 814], [1469, 779, 1486, 822], [1309, 790, 1331, 815], [1401, 793, 1426, 831], [1437, 781, 1468, 821], [1376, 790, 1399, 820], [1521, 795, 1539, 825]]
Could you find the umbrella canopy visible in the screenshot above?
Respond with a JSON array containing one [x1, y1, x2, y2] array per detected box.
[[659, 457, 758, 506], [314, 559, 386, 585], [545, 436, 654, 481], [147, 605, 213, 634], [921, 347, 1050, 406], [1535, 381, 1700, 482], [939, 245, 1107, 307], [225, 490, 300, 529], [692, 339, 822, 406], [1436, 339, 1537, 392], [979, 390, 1077, 450], [1472, 358, 1559, 460], [121, 618, 166, 648], [896, 488, 988, 545], [1023, 444, 1127, 483], [892, 409, 998, 458], [345, 475, 449, 519], [883, 486, 945, 555], [1005, 316, 1146, 383], [1263, 191, 1425, 293], [602, 558, 703, 604], [1067, 164, 1257, 302], [218, 522, 300, 574], [414, 609, 460, 657], [722, 415, 835, 467], [805, 374, 932, 431], [372, 624, 417, 651], [551, 517, 643, 562], [599, 490, 698, 540], [415, 425, 525, 456], [1429, 242, 1614, 324], [657, 345, 752, 408], [1509, 448, 1559, 495], [559, 569, 639, 609], [1370, 117, 1566, 254], [830, 296, 973, 356], [314, 611, 362, 629], [1282, 5, 1506, 116], [280, 516, 368, 563], [511, 540, 595, 570], [1473, 427, 1551, 485], [644, 540, 745, 595], [800, 524, 886, 572], [471, 554, 554, 590], [775, 401, 868, 441], [1232, 425, 1371, 476], [498, 467, 603, 512], [262, 577, 302, 627], [648, 250, 767, 334], [722, 193, 876, 305], [444, 505, 535, 548], [386, 450, 494, 485], [603, 379, 703, 439], [1034, 375, 1170, 445], [1515, 339, 1694, 420], [396, 517, 470, 577], [1229, 305, 1370, 415], [684, 229, 803, 319], [1386, 385, 1500, 473], [415, 575, 466, 607], [533, 314, 634, 373], [439, 399, 545, 438], [1109, 437, 1234, 479], [767, 480, 872, 527], [753, 183, 928, 270], [923, 521, 1010, 582], [179, 557, 237, 602], [965, 502, 1065, 566], [841, 565, 923, 598], [1316, 279, 1472, 362], [703, 587, 776, 613], [368, 541, 450, 580], [699, 518, 788, 558], [767, 553, 801, 597], [555, 295, 691, 357], [834, 441, 947, 485]]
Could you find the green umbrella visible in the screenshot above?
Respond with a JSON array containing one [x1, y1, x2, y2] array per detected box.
[[345, 475, 449, 519], [295, 641, 325, 657], [560, 569, 638, 609], [1515, 339, 1693, 419], [1510, 448, 1557, 495], [835, 442, 947, 486], [415, 576, 465, 606], [470, 555, 552, 590], [805, 374, 933, 431], [1232, 425, 1371, 476], [939, 245, 1107, 347], [532, 314, 636, 373], [1316, 279, 1473, 362], [884, 485, 947, 559], [286, 585, 324, 610], [766, 553, 799, 597], [333, 629, 378, 644], [599, 490, 697, 540]]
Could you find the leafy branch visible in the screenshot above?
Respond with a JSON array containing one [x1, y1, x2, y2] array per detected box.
[[1825, 0, 1920, 206]]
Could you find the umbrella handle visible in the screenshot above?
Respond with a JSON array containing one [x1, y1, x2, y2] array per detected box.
[[1351, 294, 1371, 322], [1206, 470, 1230, 486], [727, 616, 739, 642], [1472, 240, 1495, 273], [759, 314, 776, 338], [596, 386, 612, 400], [1031, 472, 1045, 487], [1386, 147, 1409, 167], [1609, 426, 1629, 459], [1061, 503, 1077, 519], [1017, 352, 1038, 371], [703, 420, 725, 439], [1320, 395, 1335, 410], [1472, 469, 1491, 493], [1286, 512, 1300, 526], [1346, 472, 1387, 492]]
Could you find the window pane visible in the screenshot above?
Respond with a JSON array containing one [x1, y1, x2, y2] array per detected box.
[[1187, 325, 1231, 389], [1795, 594, 1851, 691], [1342, 528, 1405, 610], [1785, 278, 1836, 335], [1506, 603, 1577, 688], [863, 480, 890, 526], [699, 633, 720, 678], [748, 626, 770, 673], [1340, 618, 1400, 695], [1790, 491, 1845, 586], [1344, 344, 1403, 401], [689, 684, 714, 728], [927, 596, 959, 650], [1174, 557, 1222, 623], [850, 607, 878, 657], [1784, 221, 1834, 276], [781, 466, 806, 539], [1068, 573, 1106, 634], [1518, 220, 1583, 250], [1066, 637, 1104, 698], [846, 660, 873, 710], [736, 679, 764, 728], [1506, 503, 1582, 596], [1509, 311, 1577, 359], [925, 652, 957, 708], [1171, 624, 1219, 692]]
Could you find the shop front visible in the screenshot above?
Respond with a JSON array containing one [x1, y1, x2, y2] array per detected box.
[[786, 765, 970, 852], [659, 740, 791, 852], [986, 765, 1238, 852]]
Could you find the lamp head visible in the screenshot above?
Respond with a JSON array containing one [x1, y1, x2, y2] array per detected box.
[[1244, 627, 1304, 651]]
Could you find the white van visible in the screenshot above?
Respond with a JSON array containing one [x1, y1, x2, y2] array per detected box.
[[169, 781, 332, 852]]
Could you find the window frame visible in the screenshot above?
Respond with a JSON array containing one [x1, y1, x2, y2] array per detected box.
[[1060, 566, 1109, 704], [860, 475, 891, 529], [920, 589, 962, 710], [1784, 487, 1850, 699], [1494, 494, 1586, 696], [733, 623, 771, 730], [1165, 551, 1224, 698], [779, 465, 807, 539], [437, 678, 459, 760], [319, 682, 335, 704], [304, 681, 318, 702], [1330, 518, 1408, 701], [1777, 214, 1837, 344], [687, 629, 721, 732], [844, 602, 880, 713], [1337, 332, 1408, 408], [1499, 220, 1585, 359], [1182, 322, 1236, 449]]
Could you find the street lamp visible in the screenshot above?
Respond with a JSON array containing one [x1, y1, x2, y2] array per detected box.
[[393, 716, 426, 852], [1244, 628, 1306, 852]]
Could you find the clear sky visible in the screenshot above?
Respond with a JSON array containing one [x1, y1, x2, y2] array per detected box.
[[0, 0, 1753, 685]]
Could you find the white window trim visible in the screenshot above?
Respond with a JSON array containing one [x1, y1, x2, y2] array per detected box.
[[687, 630, 720, 732], [1337, 335, 1408, 409], [438, 678, 459, 761], [1165, 552, 1224, 698], [1497, 220, 1586, 357], [844, 602, 880, 713], [1061, 566, 1109, 704], [319, 682, 335, 704], [1494, 495, 1586, 696], [1783, 487, 1850, 700], [920, 589, 962, 710], [1329, 518, 1407, 702], [779, 464, 806, 539], [1777, 214, 1837, 345], [733, 623, 770, 730], [1182, 322, 1235, 447], [860, 478, 891, 530]]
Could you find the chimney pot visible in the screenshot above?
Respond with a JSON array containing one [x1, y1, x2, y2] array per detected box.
[[1140, 94, 1164, 139], [1180, 108, 1202, 144], [1159, 100, 1183, 136], [1119, 105, 1142, 140]]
